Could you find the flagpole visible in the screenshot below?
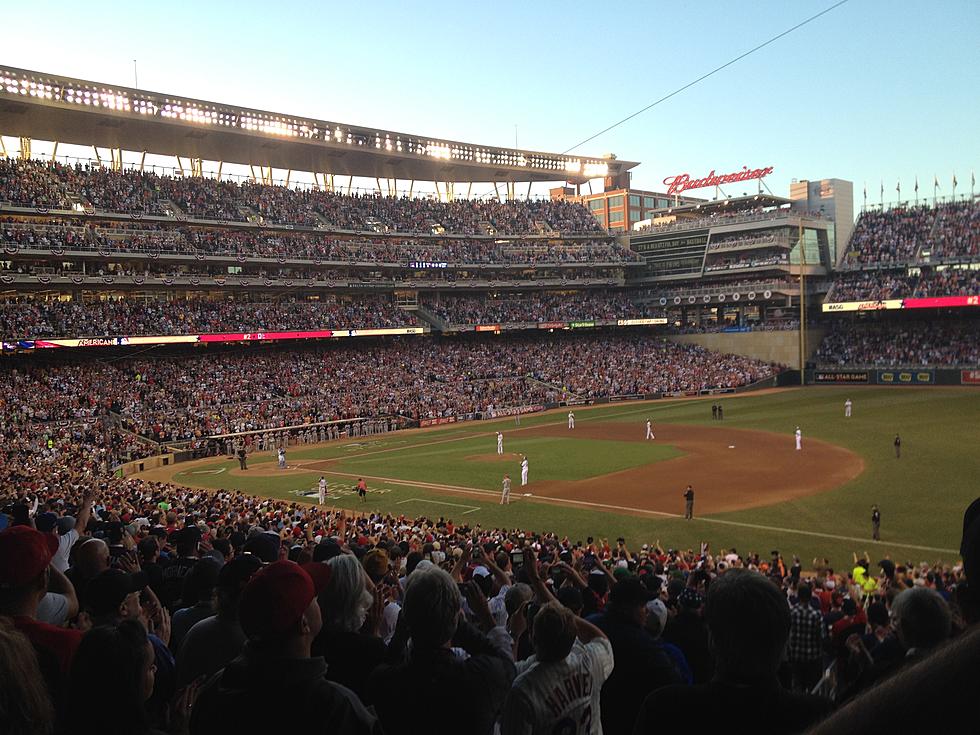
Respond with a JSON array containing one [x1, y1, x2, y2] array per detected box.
[[952, 172, 957, 201], [862, 182, 867, 211], [798, 217, 806, 386], [880, 180, 884, 210]]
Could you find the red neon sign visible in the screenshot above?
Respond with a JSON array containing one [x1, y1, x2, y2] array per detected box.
[[903, 295, 980, 309], [663, 166, 774, 196]]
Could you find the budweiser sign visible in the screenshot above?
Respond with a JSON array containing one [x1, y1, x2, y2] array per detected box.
[[663, 166, 774, 195]]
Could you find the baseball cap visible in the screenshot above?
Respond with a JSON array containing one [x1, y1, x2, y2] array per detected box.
[[556, 586, 584, 611], [56, 516, 76, 535], [312, 538, 342, 562], [645, 598, 669, 630], [0, 526, 59, 589], [609, 578, 654, 608], [35, 512, 59, 533], [243, 532, 281, 563], [472, 565, 491, 578], [239, 561, 331, 641], [85, 568, 148, 617], [216, 555, 263, 591]]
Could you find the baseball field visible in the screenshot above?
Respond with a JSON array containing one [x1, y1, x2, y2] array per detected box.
[[142, 386, 979, 570]]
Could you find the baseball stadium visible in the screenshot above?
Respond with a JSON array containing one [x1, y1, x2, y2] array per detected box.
[[0, 7, 978, 732]]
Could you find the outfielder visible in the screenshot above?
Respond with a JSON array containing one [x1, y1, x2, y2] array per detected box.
[[568, 411, 575, 429], [318, 476, 327, 505], [645, 419, 655, 440], [844, 399, 852, 418], [500, 474, 511, 505], [496, 432, 504, 455], [795, 427, 802, 451], [521, 456, 529, 486]]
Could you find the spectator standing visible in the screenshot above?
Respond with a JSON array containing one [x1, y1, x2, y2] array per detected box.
[[787, 584, 825, 693], [633, 569, 832, 735], [189, 560, 378, 734], [368, 565, 516, 735], [588, 577, 682, 734]]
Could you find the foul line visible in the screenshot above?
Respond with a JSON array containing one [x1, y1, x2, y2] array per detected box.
[[397, 497, 481, 514], [320, 470, 957, 555]]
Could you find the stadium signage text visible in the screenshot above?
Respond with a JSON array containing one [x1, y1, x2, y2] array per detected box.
[[407, 261, 448, 269], [823, 295, 979, 313], [961, 370, 980, 385], [570, 321, 595, 329], [813, 371, 870, 384], [877, 370, 934, 385], [663, 166, 774, 196], [617, 318, 668, 326]]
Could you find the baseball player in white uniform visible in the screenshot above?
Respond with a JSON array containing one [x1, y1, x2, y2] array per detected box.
[[500, 474, 511, 505], [318, 476, 327, 505], [497, 432, 504, 455], [568, 411, 575, 429], [844, 399, 852, 418], [278, 447, 286, 469], [645, 419, 655, 440], [795, 427, 802, 451], [521, 456, 529, 486]]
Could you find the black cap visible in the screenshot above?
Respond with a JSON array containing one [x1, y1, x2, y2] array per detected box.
[[243, 533, 281, 563], [217, 555, 263, 591], [313, 538, 342, 562], [609, 578, 654, 608], [85, 569, 148, 617]]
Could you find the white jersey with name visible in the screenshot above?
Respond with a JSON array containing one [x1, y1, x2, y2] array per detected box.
[[500, 638, 614, 735]]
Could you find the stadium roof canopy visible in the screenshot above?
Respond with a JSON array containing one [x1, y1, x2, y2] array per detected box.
[[0, 65, 638, 185], [659, 193, 793, 215]]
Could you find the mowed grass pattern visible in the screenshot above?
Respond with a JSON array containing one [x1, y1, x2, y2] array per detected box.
[[165, 387, 979, 570]]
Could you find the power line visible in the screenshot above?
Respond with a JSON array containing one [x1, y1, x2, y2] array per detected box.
[[562, 0, 850, 154]]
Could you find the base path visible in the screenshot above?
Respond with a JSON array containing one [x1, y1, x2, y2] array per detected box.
[[517, 423, 864, 515]]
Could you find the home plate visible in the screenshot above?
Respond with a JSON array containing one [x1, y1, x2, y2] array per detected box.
[[523, 493, 533, 496], [728, 445, 736, 449]]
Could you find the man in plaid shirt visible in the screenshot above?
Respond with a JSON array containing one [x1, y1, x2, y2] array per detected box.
[[787, 584, 825, 693]]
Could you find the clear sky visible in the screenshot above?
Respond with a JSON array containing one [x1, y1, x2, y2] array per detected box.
[[1, 0, 977, 205]]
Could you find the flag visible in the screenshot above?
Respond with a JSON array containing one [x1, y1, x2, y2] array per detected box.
[[863, 182, 867, 199], [914, 176, 919, 194], [953, 173, 958, 188], [896, 181, 901, 196], [880, 180, 884, 196], [934, 174, 940, 190]]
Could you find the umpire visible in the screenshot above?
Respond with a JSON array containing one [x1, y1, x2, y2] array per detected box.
[[684, 485, 695, 520]]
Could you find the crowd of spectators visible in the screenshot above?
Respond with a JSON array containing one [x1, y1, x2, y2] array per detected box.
[[425, 293, 663, 325], [0, 159, 605, 235], [0, 297, 417, 339], [827, 267, 978, 302], [0, 465, 975, 734], [844, 200, 978, 266], [0, 334, 777, 446], [816, 319, 980, 366]]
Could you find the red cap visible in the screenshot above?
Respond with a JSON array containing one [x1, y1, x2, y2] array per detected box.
[[0, 526, 59, 589], [239, 560, 331, 641]]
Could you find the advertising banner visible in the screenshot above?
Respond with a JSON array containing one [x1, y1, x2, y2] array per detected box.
[[961, 370, 980, 385], [616, 318, 668, 326], [537, 322, 568, 329], [569, 321, 595, 329], [821, 300, 903, 313], [419, 416, 457, 428], [483, 404, 544, 419], [813, 371, 871, 384], [876, 370, 934, 385], [475, 325, 501, 332], [608, 394, 644, 402], [903, 295, 980, 309]]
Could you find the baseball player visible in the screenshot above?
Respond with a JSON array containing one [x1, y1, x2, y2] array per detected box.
[[496, 432, 504, 455], [568, 411, 575, 429], [318, 476, 327, 505], [645, 419, 655, 440], [500, 474, 511, 505], [795, 427, 802, 451], [844, 399, 852, 418], [684, 485, 695, 520], [871, 504, 881, 541], [521, 456, 529, 486], [894, 434, 901, 458], [278, 446, 286, 469]]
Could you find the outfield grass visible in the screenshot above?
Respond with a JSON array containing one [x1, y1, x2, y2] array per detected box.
[[166, 387, 979, 570]]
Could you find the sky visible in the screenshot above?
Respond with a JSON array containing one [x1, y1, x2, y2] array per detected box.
[[1, 0, 977, 207]]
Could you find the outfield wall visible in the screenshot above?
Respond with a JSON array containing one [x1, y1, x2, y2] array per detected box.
[[667, 328, 826, 369]]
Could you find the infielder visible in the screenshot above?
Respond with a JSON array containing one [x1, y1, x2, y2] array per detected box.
[[318, 476, 327, 505], [278, 447, 286, 469], [496, 432, 504, 455], [645, 419, 655, 440], [521, 456, 529, 486], [500, 474, 511, 505], [568, 411, 575, 429], [795, 427, 802, 451], [844, 399, 852, 418]]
